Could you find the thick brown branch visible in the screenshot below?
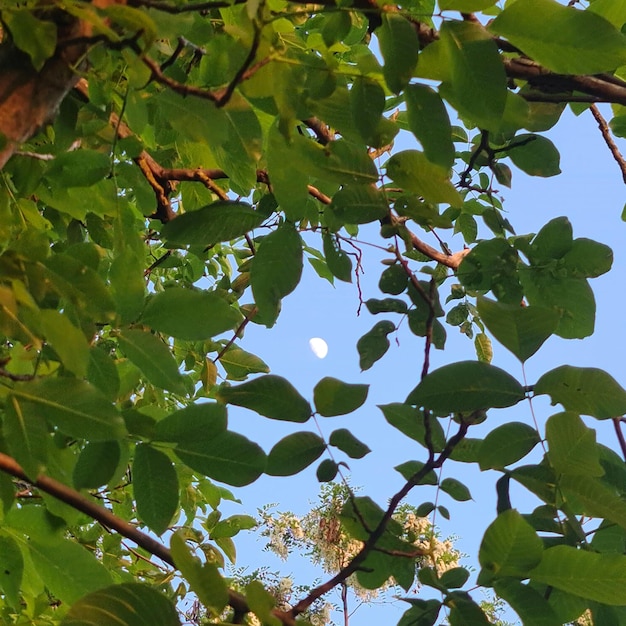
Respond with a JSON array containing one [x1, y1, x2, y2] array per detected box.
[[0, 452, 175, 566], [0, 452, 292, 623], [589, 104, 626, 185]]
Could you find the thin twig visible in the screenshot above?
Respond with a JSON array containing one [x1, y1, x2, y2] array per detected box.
[[613, 418, 626, 462], [289, 421, 469, 618], [590, 104, 626, 185]]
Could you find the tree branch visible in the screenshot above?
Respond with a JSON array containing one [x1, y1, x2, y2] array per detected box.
[[589, 104, 626, 185], [288, 420, 470, 618]]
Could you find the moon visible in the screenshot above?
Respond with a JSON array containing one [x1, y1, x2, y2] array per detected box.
[[309, 337, 328, 359]]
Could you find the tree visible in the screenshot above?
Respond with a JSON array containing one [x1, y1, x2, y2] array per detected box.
[[1, 0, 626, 624]]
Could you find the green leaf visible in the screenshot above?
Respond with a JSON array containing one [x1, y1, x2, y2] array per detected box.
[[357, 320, 395, 371], [528, 216, 573, 263], [0, 535, 23, 608], [350, 77, 385, 146], [47, 150, 111, 188], [546, 412, 604, 476], [317, 459, 338, 482], [217, 375, 311, 422], [535, 366, 626, 419], [398, 601, 442, 626], [44, 253, 117, 320], [458, 238, 523, 305], [173, 430, 266, 487], [29, 537, 112, 604], [3, 10, 57, 70], [313, 377, 369, 417], [170, 532, 228, 613], [529, 546, 626, 605], [394, 461, 438, 484], [562, 238, 613, 278], [447, 592, 492, 626], [474, 332, 492, 363], [61, 583, 181, 626], [439, 21, 507, 131], [73, 441, 121, 489], [329, 429, 371, 459], [266, 432, 325, 476], [133, 444, 178, 535], [379, 264, 408, 295], [219, 347, 270, 381], [405, 84, 455, 169], [162, 201, 264, 247], [250, 223, 303, 327], [477, 297, 559, 362], [379, 403, 446, 452], [489, 0, 626, 75], [4, 394, 49, 478], [267, 123, 309, 221], [493, 579, 562, 626], [246, 580, 280, 626], [506, 134, 561, 177], [39, 310, 90, 378], [560, 474, 626, 530], [440, 568, 470, 589], [478, 509, 543, 581], [478, 422, 541, 470], [110, 248, 145, 325], [439, 0, 496, 10], [323, 233, 352, 282], [521, 273, 595, 339], [117, 329, 186, 394], [366, 298, 408, 315], [440, 477, 472, 502], [406, 361, 525, 413], [294, 137, 378, 185], [386, 151, 462, 207], [88, 346, 121, 400], [330, 185, 389, 225], [210, 514, 257, 539], [154, 403, 227, 444], [141, 288, 242, 340], [10, 378, 126, 442], [378, 13, 419, 94]]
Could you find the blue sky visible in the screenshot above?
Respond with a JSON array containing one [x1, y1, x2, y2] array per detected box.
[[216, 104, 626, 624]]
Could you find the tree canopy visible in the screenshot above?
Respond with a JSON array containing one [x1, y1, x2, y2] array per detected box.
[[1, 0, 626, 624]]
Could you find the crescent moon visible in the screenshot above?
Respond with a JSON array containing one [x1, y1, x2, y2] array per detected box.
[[309, 337, 328, 359]]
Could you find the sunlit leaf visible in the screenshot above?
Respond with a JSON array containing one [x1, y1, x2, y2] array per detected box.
[[61, 583, 181, 626], [546, 412, 604, 476], [141, 288, 242, 340], [490, 0, 626, 74], [478, 509, 543, 582], [529, 546, 626, 605], [477, 297, 559, 362], [535, 366, 626, 419], [170, 532, 228, 613], [10, 378, 126, 442], [29, 537, 112, 604]]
